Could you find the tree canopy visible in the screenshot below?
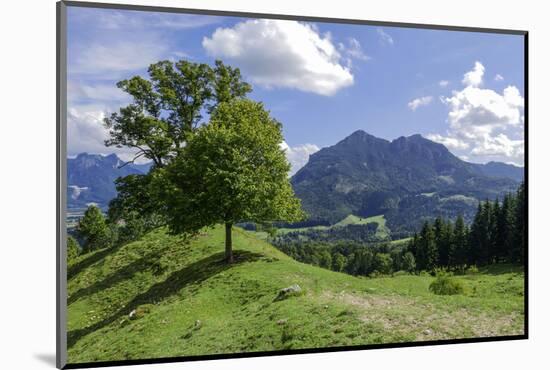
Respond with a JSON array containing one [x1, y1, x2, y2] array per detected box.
[[104, 59, 252, 224], [165, 99, 305, 262], [104, 59, 252, 168]]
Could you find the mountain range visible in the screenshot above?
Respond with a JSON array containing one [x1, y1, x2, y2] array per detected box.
[[67, 131, 523, 233], [291, 130, 523, 233], [67, 153, 152, 209]]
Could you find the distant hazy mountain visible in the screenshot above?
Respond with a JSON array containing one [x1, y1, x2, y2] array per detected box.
[[67, 153, 152, 209], [291, 130, 520, 233], [473, 161, 524, 182]]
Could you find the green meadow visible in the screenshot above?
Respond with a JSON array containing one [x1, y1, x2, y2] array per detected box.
[[67, 225, 524, 363]]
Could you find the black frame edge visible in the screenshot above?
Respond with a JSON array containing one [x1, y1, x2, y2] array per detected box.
[[523, 32, 529, 339]]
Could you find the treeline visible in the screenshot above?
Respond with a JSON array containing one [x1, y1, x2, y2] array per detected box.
[[276, 240, 415, 277], [408, 182, 525, 271], [274, 182, 525, 277], [67, 205, 161, 261], [273, 223, 382, 245]]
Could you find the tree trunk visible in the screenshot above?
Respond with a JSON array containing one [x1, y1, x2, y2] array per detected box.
[[225, 222, 233, 264]]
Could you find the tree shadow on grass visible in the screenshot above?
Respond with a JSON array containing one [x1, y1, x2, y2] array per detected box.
[[67, 250, 263, 349], [68, 244, 125, 280], [68, 248, 169, 305]]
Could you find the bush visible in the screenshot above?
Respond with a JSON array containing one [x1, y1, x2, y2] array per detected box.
[[466, 265, 479, 275], [429, 272, 465, 295], [393, 270, 409, 277]]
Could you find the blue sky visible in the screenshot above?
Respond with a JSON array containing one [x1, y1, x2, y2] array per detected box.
[[67, 6, 525, 173]]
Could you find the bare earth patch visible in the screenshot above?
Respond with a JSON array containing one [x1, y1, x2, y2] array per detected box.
[[321, 291, 523, 341]]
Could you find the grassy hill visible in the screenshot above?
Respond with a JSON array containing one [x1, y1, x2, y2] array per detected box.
[[67, 225, 524, 364]]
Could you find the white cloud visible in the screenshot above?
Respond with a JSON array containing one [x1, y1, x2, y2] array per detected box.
[[202, 19, 354, 96], [462, 61, 485, 87], [408, 96, 433, 111], [376, 28, 394, 45], [280, 141, 320, 176], [439, 80, 450, 87], [68, 81, 128, 104], [67, 105, 145, 163], [69, 39, 169, 78], [494, 74, 504, 81], [345, 38, 370, 62], [428, 61, 524, 165], [426, 134, 469, 150]]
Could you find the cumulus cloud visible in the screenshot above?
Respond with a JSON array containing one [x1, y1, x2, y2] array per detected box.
[[408, 96, 433, 111], [462, 61, 485, 87], [426, 134, 469, 150], [377, 28, 394, 45], [439, 80, 450, 87], [67, 105, 145, 163], [202, 19, 354, 96], [280, 141, 320, 176], [428, 61, 524, 165], [494, 74, 504, 81]]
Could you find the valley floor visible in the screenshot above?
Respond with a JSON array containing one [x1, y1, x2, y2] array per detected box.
[[66, 226, 525, 364]]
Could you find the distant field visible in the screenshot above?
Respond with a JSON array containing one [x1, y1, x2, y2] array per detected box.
[[67, 226, 524, 363], [276, 214, 390, 239], [390, 237, 412, 246]]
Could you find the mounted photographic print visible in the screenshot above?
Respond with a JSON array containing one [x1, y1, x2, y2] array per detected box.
[[57, 1, 528, 368]]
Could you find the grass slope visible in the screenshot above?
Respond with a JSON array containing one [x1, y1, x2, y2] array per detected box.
[[67, 226, 524, 363]]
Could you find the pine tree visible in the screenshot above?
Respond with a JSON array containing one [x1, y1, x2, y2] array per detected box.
[[469, 203, 484, 265], [418, 221, 437, 272], [512, 181, 526, 263], [489, 200, 500, 264], [439, 220, 453, 268], [433, 216, 444, 267], [450, 215, 468, 268], [498, 194, 514, 262]]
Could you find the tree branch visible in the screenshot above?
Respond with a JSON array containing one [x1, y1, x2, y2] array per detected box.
[[118, 152, 146, 169]]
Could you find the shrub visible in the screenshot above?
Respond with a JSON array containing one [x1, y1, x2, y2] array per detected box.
[[429, 272, 465, 295], [466, 265, 479, 275], [393, 270, 409, 277]]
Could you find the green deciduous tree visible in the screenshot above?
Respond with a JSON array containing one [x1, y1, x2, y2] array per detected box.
[[373, 253, 393, 275], [104, 59, 252, 167], [77, 205, 112, 252], [104, 59, 252, 229], [67, 235, 80, 262], [165, 99, 305, 263], [332, 252, 346, 272]]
